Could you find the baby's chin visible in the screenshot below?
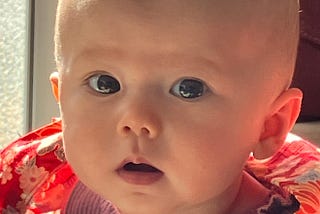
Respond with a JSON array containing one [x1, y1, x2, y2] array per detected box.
[[109, 197, 177, 214]]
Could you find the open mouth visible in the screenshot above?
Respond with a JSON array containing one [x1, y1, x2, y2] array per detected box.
[[117, 161, 163, 185], [123, 162, 161, 173]]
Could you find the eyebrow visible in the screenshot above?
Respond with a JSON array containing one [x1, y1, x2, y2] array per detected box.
[[73, 45, 125, 64], [71, 44, 222, 82]]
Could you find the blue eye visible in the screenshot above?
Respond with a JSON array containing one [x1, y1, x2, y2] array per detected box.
[[88, 74, 120, 94], [170, 78, 207, 99]]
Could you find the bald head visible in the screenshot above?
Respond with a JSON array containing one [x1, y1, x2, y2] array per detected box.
[[54, 0, 299, 94]]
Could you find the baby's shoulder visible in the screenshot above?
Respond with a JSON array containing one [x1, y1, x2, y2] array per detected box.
[[0, 119, 77, 213], [246, 133, 320, 213]]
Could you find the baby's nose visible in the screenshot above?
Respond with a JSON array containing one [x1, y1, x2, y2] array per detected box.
[[116, 101, 161, 139]]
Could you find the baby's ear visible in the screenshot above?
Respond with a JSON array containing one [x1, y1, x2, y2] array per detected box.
[[253, 88, 302, 159], [50, 71, 60, 103]]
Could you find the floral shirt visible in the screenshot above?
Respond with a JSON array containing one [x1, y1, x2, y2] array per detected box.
[[1, 119, 320, 213], [246, 133, 320, 214]]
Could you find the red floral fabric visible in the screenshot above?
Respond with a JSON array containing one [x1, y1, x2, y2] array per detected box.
[[246, 134, 320, 214], [1, 120, 319, 213], [0, 119, 77, 213]]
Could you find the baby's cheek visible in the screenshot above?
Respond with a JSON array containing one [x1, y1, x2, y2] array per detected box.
[[62, 127, 93, 167], [64, 140, 98, 189]]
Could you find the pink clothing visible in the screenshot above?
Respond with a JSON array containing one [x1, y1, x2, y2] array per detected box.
[[1, 120, 319, 213]]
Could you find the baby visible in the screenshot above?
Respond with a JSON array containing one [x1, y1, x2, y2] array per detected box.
[[1, 0, 320, 213]]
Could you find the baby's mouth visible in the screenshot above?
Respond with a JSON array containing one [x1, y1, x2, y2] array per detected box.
[[117, 161, 163, 185], [123, 162, 161, 173]]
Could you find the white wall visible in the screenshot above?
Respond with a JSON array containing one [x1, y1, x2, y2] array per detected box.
[[32, 0, 59, 129], [0, 0, 30, 146]]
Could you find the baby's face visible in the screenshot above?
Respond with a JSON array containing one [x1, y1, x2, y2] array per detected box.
[[57, 1, 294, 213]]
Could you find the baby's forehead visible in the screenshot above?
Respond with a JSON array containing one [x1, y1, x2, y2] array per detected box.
[[63, 0, 295, 22], [58, 0, 298, 61], [59, 0, 298, 48], [56, 0, 298, 90]]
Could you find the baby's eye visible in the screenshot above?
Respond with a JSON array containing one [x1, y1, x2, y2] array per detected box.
[[170, 78, 207, 99], [88, 74, 120, 94]]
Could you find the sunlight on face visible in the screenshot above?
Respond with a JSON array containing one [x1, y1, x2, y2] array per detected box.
[[55, 1, 299, 213]]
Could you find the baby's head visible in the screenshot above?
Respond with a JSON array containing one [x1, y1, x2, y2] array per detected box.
[[51, 1, 302, 213]]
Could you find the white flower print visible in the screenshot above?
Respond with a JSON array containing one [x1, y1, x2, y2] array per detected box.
[[1, 165, 13, 184], [19, 165, 49, 195]]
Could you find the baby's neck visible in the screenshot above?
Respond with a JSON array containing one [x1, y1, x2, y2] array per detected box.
[[227, 171, 271, 214]]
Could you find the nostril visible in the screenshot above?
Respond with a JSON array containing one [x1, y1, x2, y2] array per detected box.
[[118, 122, 156, 138], [141, 127, 150, 135], [123, 126, 131, 133], [122, 126, 150, 136]]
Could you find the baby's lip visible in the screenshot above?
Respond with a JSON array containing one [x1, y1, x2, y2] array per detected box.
[[116, 157, 163, 185]]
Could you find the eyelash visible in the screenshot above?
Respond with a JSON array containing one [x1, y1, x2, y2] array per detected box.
[[87, 73, 209, 100]]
